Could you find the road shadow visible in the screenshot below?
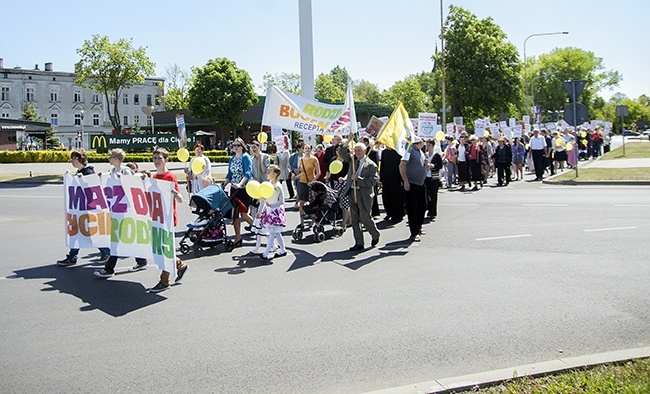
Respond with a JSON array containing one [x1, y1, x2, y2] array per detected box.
[[10, 261, 166, 317], [214, 252, 275, 275]]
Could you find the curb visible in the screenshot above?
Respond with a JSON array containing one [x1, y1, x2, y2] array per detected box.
[[542, 179, 650, 186], [364, 346, 650, 394]]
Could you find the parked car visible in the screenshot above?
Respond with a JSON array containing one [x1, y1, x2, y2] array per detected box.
[[642, 129, 650, 136], [622, 129, 640, 137]]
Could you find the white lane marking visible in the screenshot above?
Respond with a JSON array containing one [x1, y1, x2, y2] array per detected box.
[[521, 203, 568, 207], [583, 226, 637, 233], [476, 234, 532, 241], [441, 203, 480, 206], [614, 204, 650, 207], [0, 195, 61, 199]]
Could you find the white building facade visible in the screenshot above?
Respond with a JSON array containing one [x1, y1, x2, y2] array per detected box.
[[0, 58, 164, 150]]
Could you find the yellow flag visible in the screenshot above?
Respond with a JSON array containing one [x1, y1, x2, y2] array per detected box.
[[376, 102, 415, 156]]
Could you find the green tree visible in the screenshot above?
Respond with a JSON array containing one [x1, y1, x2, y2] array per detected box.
[[75, 35, 155, 134], [328, 65, 350, 92], [315, 74, 345, 103], [260, 72, 301, 95], [164, 63, 189, 110], [440, 6, 521, 121], [380, 76, 427, 117], [21, 102, 40, 121], [530, 47, 621, 116], [187, 57, 258, 132], [413, 71, 440, 112], [353, 80, 381, 105]]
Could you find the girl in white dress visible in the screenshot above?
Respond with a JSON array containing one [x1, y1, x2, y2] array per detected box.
[[258, 165, 287, 260]]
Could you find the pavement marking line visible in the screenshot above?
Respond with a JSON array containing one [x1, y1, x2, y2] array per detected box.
[[441, 203, 480, 206], [583, 226, 637, 233], [0, 195, 61, 199], [476, 234, 532, 242], [521, 203, 568, 207]]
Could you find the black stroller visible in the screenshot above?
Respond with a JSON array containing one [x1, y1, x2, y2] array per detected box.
[[179, 184, 235, 256], [292, 181, 345, 243]]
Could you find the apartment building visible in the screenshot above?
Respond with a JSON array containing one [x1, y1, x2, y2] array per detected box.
[[0, 58, 164, 150]]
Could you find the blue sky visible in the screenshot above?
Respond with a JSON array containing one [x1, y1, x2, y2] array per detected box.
[[3, 0, 648, 101]]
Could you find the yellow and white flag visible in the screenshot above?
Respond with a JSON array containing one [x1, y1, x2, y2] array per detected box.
[[376, 102, 415, 156]]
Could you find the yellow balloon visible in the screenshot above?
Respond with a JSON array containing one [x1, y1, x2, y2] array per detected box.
[[329, 160, 343, 175], [582, 139, 588, 146], [177, 147, 190, 162], [483, 130, 490, 137], [323, 135, 333, 143], [190, 158, 206, 175], [525, 143, 530, 150], [555, 138, 563, 147], [580, 131, 587, 138], [245, 180, 261, 199], [259, 181, 275, 199], [257, 132, 268, 143], [566, 143, 573, 151], [435, 131, 445, 141]]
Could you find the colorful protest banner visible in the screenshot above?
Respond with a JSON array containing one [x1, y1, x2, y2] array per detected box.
[[176, 114, 187, 148], [64, 173, 111, 250], [64, 174, 176, 275], [262, 83, 356, 135]]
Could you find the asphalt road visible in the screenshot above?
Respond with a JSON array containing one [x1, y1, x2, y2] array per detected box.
[[0, 179, 648, 393]]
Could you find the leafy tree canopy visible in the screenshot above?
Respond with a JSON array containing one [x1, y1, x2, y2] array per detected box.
[[441, 5, 521, 121], [75, 35, 155, 134], [530, 47, 621, 115], [353, 80, 381, 105], [164, 63, 189, 111], [315, 74, 345, 103], [261, 72, 301, 95], [380, 76, 427, 117], [187, 57, 258, 131]]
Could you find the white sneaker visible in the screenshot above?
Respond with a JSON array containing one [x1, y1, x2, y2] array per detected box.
[[128, 263, 147, 272]]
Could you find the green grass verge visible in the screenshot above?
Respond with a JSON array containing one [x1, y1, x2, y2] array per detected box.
[[600, 142, 650, 160], [462, 358, 650, 393], [552, 168, 650, 182]]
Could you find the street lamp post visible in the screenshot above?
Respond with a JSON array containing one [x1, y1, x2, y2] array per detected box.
[[80, 110, 85, 150], [523, 31, 569, 113], [149, 105, 155, 134]]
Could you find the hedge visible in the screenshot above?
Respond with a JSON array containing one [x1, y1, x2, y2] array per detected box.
[[0, 150, 232, 164]]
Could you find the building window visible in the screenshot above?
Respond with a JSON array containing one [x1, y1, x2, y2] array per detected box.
[[110, 95, 116, 105], [92, 92, 100, 103], [147, 115, 153, 126], [134, 94, 139, 105], [123, 94, 129, 105], [50, 113, 58, 126], [1, 86, 9, 101], [50, 90, 59, 102], [155, 95, 160, 105], [146, 94, 152, 106], [93, 113, 100, 126], [123, 115, 128, 126], [1, 112, 9, 118], [73, 89, 82, 102], [26, 87, 35, 102], [74, 113, 82, 126], [134, 115, 140, 125]]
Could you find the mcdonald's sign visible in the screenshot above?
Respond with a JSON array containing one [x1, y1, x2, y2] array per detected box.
[[91, 134, 108, 151]]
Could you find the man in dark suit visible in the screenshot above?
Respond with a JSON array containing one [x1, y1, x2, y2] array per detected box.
[[340, 135, 380, 251]]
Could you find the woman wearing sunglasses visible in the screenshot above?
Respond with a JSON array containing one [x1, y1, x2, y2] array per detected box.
[[224, 137, 254, 246]]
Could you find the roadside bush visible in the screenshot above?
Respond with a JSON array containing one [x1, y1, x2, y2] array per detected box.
[[0, 150, 232, 164]]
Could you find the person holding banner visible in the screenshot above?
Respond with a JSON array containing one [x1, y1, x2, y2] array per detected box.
[[186, 143, 212, 195], [147, 147, 189, 293], [224, 137, 254, 247], [57, 148, 110, 266], [94, 149, 150, 278], [340, 135, 380, 251]]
